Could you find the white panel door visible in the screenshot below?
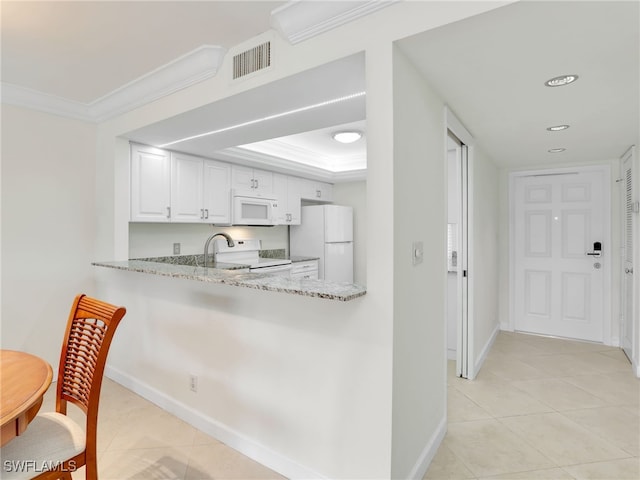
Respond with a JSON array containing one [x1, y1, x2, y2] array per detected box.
[[621, 149, 636, 361], [513, 169, 608, 342]]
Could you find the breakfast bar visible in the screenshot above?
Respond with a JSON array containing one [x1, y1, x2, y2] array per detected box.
[[92, 258, 366, 302]]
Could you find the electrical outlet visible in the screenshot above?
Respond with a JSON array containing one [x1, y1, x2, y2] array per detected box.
[[189, 374, 198, 393], [173, 243, 181, 255]]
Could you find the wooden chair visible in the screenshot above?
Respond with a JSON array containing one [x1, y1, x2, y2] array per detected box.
[[1, 294, 126, 480]]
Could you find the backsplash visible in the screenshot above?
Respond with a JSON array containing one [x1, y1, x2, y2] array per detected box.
[[128, 223, 289, 258], [259, 249, 286, 259]]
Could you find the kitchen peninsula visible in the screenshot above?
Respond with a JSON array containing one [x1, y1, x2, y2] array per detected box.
[[92, 258, 366, 301]]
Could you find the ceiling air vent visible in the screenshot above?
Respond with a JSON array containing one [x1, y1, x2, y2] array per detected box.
[[233, 41, 271, 80]]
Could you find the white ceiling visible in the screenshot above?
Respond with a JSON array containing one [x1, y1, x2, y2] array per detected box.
[[2, 1, 638, 174], [1, 1, 283, 103], [398, 0, 639, 168]]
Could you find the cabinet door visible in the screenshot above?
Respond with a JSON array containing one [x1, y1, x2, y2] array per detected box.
[[171, 153, 204, 223], [252, 168, 273, 194], [203, 159, 231, 224], [131, 144, 171, 222], [316, 181, 333, 202], [286, 176, 302, 225], [231, 165, 255, 191], [272, 173, 288, 224]]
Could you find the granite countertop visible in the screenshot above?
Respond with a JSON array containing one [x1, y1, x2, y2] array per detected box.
[[92, 258, 365, 302]]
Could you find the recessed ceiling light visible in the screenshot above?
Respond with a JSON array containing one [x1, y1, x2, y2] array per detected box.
[[332, 131, 362, 144], [544, 74, 579, 87], [546, 125, 570, 131], [548, 148, 566, 153]]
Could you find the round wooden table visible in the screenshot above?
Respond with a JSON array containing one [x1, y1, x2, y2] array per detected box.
[[0, 349, 53, 446]]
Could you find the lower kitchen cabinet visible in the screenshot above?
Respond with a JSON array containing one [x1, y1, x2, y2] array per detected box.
[[291, 260, 319, 280]]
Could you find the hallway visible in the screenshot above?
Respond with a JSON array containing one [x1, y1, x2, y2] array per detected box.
[[425, 332, 640, 479]]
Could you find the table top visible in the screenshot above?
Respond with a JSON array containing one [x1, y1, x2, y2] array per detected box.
[[0, 349, 53, 444]]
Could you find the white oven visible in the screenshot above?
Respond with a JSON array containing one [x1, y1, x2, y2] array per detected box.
[[215, 239, 292, 276], [232, 191, 278, 226]]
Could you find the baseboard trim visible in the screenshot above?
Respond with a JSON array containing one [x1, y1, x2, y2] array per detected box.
[[470, 323, 500, 380], [105, 365, 325, 480], [407, 416, 447, 480]]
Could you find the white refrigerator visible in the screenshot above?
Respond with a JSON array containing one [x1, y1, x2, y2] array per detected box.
[[290, 205, 353, 282]]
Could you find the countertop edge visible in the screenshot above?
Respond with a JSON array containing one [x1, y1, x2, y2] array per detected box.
[[92, 261, 366, 302]]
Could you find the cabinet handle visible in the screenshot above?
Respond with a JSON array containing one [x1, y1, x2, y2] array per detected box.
[[316, 189, 321, 198], [200, 209, 204, 220], [205, 209, 209, 219], [255, 179, 259, 189], [167, 206, 171, 219]]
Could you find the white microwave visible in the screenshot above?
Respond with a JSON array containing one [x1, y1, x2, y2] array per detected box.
[[232, 191, 278, 225]]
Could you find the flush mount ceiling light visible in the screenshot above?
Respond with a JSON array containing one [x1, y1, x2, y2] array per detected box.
[[332, 131, 363, 144], [548, 148, 566, 153], [547, 124, 570, 131], [544, 74, 579, 87]]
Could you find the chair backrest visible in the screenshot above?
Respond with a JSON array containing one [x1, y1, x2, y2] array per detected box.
[[55, 294, 126, 425]]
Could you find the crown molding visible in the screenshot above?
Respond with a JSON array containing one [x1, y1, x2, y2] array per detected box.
[[213, 147, 366, 182], [271, 0, 398, 44], [1, 45, 226, 123], [242, 138, 366, 172]]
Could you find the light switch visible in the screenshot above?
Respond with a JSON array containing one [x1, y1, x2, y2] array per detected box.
[[412, 241, 424, 266]]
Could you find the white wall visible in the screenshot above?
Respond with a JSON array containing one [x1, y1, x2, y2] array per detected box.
[[0, 104, 97, 367], [469, 147, 500, 377], [331, 181, 366, 285], [390, 45, 447, 479]]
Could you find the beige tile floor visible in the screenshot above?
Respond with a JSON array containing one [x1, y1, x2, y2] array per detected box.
[[38, 379, 285, 480], [425, 332, 640, 480], [36, 331, 639, 479]]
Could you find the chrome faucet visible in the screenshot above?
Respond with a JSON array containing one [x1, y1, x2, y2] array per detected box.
[[203, 233, 235, 267]]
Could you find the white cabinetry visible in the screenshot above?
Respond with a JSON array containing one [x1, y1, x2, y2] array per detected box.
[[273, 173, 302, 225], [171, 152, 203, 223], [203, 159, 232, 224], [131, 144, 171, 222], [231, 165, 273, 194], [299, 178, 333, 202], [171, 152, 231, 223], [291, 260, 319, 280], [131, 145, 230, 223], [131, 143, 332, 225]]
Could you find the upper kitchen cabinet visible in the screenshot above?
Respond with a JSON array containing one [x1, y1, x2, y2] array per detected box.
[[131, 144, 231, 224], [131, 144, 171, 222], [273, 173, 302, 225], [299, 178, 333, 202], [231, 165, 273, 194], [171, 152, 231, 224], [202, 159, 232, 224]]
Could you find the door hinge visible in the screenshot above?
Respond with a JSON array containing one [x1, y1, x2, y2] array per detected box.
[[463, 270, 468, 277]]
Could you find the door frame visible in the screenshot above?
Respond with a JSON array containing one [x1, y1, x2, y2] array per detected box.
[[446, 107, 474, 378], [508, 164, 612, 344], [620, 145, 639, 375]]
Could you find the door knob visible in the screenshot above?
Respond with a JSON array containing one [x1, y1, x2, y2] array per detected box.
[[625, 267, 634, 274]]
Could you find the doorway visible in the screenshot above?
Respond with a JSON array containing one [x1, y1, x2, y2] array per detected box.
[[446, 127, 471, 379], [620, 146, 637, 363], [510, 166, 612, 343]]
